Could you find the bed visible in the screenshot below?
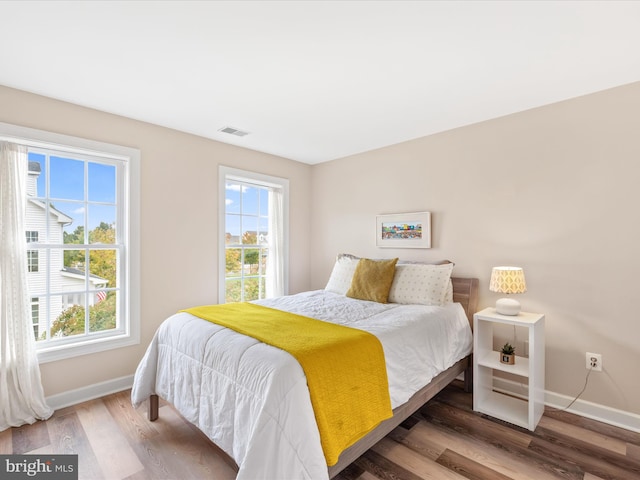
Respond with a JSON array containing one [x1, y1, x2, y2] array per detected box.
[[131, 257, 478, 479]]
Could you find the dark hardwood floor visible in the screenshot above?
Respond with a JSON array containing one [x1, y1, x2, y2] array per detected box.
[[1, 381, 638, 479]]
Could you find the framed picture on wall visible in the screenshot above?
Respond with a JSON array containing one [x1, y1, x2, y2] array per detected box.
[[376, 211, 431, 248]]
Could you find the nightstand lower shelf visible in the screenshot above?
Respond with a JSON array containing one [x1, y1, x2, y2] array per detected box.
[[474, 390, 529, 429]]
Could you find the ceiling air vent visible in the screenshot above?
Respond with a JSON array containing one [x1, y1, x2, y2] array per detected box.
[[218, 126, 250, 137]]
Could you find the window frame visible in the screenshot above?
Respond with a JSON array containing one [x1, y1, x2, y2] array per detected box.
[[1, 122, 140, 363], [219, 166, 289, 303]]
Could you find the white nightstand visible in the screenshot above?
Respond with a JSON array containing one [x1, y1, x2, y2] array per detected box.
[[473, 307, 545, 431]]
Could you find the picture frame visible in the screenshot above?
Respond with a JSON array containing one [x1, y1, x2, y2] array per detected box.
[[375, 211, 431, 248]]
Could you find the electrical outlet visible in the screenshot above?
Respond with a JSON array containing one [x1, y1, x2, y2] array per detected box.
[[586, 352, 602, 372]]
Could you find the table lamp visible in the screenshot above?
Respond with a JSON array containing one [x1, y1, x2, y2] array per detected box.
[[489, 266, 527, 315]]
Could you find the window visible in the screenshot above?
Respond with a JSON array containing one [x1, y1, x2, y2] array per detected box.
[[26, 231, 39, 272], [27, 250, 39, 273], [1, 122, 140, 363], [31, 297, 39, 340], [220, 166, 288, 303]]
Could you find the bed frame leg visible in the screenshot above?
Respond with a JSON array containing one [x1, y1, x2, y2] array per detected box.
[[464, 356, 473, 393], [149, 394, 159, 421]]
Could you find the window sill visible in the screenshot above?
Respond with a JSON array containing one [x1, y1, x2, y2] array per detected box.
[[36, 332, 139, 364]]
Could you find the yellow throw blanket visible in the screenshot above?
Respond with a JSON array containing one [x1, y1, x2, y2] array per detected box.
[[182, 302, 393, 466]]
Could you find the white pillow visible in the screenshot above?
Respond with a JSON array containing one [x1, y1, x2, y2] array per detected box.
[[443, 279, 454, 304], [324, 255, 360, 295], [388, 263, 454, 306]]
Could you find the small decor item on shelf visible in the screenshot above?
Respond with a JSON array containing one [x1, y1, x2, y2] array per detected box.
[[500, 342, 516, 365]]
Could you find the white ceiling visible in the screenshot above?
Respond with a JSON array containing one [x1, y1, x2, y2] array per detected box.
[[2, 1, 640, 165]]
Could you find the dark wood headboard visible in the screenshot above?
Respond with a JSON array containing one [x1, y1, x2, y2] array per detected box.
[[452, 277, 479, 327]]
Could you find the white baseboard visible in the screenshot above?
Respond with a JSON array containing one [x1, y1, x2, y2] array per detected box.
[[46, 375, 134, 411], [493, 377, 640, 433]]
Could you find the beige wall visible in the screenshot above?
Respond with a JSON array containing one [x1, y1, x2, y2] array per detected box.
[[310, 82, 640, 415], [0, 85, 312, 396], [3, 81, 639, 419]]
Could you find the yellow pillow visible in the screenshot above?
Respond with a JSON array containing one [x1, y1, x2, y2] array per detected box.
[[347, 258, 399, 303]]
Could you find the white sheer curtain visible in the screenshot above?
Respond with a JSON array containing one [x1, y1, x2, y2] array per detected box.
[[266, 187, 284, 298], [0, 141, 52, 431]]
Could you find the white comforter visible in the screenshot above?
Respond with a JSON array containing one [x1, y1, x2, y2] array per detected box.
[[131, 290, 472, 480]]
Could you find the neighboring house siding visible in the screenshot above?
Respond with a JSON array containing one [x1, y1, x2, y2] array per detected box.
[[25, 200, 69, 336], [25, 165, 106, 339], [27, 170, 38, 196], [25, 200, 48, 335]]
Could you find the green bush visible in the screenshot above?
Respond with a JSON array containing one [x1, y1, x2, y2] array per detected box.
[[47, 294, 116, 338]]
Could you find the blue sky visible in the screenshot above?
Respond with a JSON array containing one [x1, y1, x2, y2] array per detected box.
[[225, 182, 269, 239], [28, 152, 116, 233]]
